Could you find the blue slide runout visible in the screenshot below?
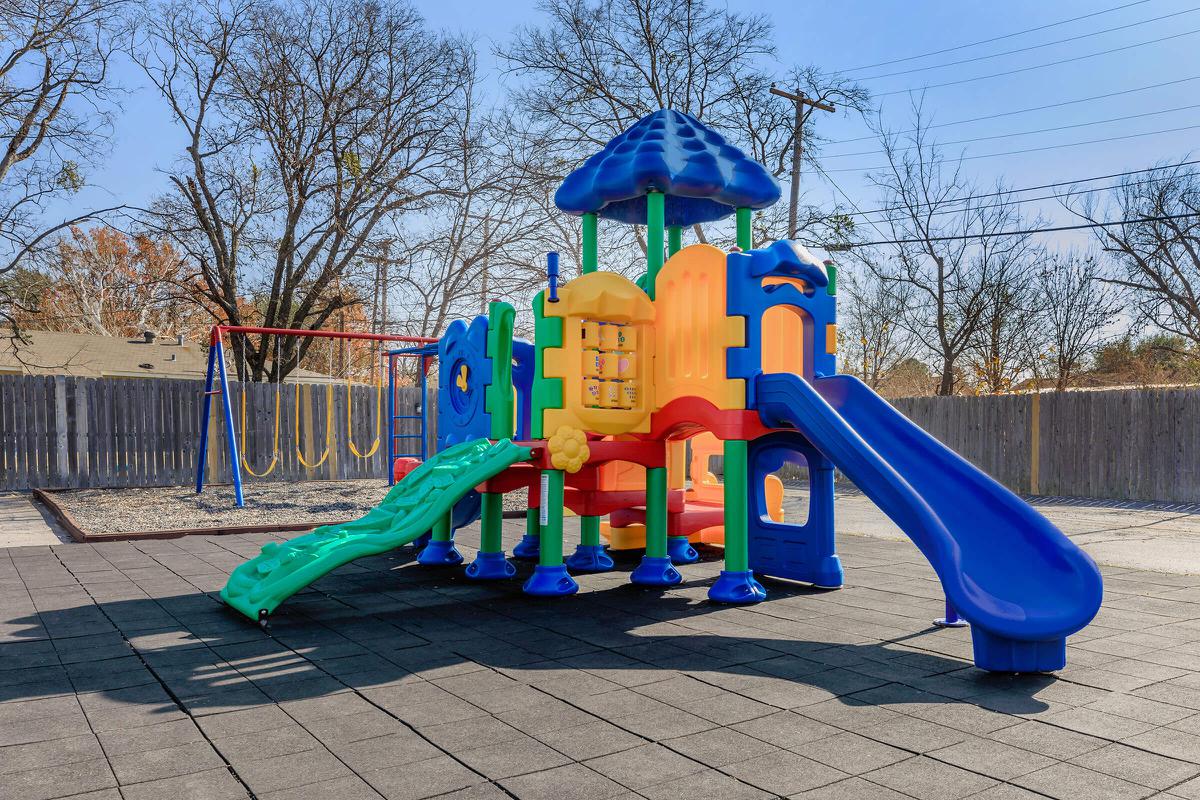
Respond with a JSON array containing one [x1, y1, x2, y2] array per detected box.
[[755, 372, 1103, 673]]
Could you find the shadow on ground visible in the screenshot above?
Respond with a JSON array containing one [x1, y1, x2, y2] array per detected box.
[[0, 539, 1058, 731]]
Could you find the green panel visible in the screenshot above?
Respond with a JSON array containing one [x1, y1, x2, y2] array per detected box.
[[826, 262, 838, 296], [486, 301, 516, 440], [531, 291, 564, 440], [723, 440, 749, 571], [645, 466, 668, 559], [219, 438, 532, 620]]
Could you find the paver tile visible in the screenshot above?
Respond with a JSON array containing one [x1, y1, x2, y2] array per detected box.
[[665, 726, 779, 767], [586, 743, 706, 790], [118, 767, 249, 800], [723, 748, 849, 796], [109, 740, 227, 784], [500, 762, 627, 800], [866, 755, 997, 800], [795, 731, 911, 774], [1014, 761, 1156, 800], [363, 755, 484, 800], [454, 733, 573, 780]]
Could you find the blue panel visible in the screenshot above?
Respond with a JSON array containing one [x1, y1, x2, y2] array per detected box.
[[754, 372, 1103, 672], [726, 240, 837, 406], [555, 110, 781, 226], [747, 431, 842, 588], [436, 316, 491, 533], [437, 315, 492, 449], [512, 339, 535, 441]]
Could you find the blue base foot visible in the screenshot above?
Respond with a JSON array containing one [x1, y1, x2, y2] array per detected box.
[[972, 629, 1065, 673], [512, 533, 540, 560], [708, 570, 767, 604], [465, 551, 516, 580], [523, 565, 579, 596], [411, 531, 432, 553], [630, 556, 682, 587], [667, 536, 699, 564], [416, 539, 463, 566], [566, 544, 614, 573]]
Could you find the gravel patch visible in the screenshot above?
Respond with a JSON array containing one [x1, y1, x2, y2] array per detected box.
[[47, 481, 531, 535]]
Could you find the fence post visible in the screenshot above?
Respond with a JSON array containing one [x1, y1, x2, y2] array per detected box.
[[1030, 392, 1040, 495]]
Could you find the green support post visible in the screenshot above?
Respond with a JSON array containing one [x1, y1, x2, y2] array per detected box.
[[735, 207, 751, 251], [722, 441, 748, 572], [645, 467, 668, 559], [630, 465, 681, 586], [524, 469, 578, 595], [707, 439, 765, 603], [646, 191, 665, 299], [466, 300, 520, 580], [418, 508, 464, 566], [580, 516, 601, 546], [583, 213, 598, 273], [668, 225, 682, 256], [539, 470, 565, 567]]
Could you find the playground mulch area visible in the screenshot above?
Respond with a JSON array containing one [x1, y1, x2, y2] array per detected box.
[[4, 524, 1200, 800], [39, 481, 532, 540]]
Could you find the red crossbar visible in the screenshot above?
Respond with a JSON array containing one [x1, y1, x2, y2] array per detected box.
[[211, 325, 437, 345]]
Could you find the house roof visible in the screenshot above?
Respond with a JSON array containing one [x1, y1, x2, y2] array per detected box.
[[0, 330, 332, 382], [554, 109, 781, 226]]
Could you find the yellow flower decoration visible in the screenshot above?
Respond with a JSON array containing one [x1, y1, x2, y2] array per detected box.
[[547, 426, 590, 473]]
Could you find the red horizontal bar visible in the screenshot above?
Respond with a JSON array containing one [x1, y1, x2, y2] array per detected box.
[[213, 325, 437, 344]]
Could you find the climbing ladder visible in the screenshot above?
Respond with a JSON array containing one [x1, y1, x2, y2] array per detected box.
[[387, 343, 438, 483]]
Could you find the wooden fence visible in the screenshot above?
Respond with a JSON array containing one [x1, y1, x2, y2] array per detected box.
[[2, 376, 1197, 503], [892, 388, 1200, 504], [0, 375, 433, 491]]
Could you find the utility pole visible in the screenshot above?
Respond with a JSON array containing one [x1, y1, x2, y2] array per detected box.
[[770, 85, 835, 240]]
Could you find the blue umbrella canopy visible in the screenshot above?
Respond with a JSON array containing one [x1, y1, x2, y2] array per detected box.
[[555, 109, 781, 227]]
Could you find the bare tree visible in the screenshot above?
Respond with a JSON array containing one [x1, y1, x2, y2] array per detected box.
[[1066, 162, 1200, 348], [498, 0, 868, 252], [856, 100, 1035, 395], [965, 252, 1041, 394], [1032, 249, 1122, 390], [839, 266, 919, 391], [0, 0, 128, 329], [131, 0, 473, 381]]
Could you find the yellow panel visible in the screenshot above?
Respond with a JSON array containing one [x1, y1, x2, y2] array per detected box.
[[541, 272, 655, 436], [826, 323, 838, 354], [653, 244, 745, 409]]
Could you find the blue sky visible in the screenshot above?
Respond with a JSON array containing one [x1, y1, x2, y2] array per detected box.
[[71, 0, 1199, 253]]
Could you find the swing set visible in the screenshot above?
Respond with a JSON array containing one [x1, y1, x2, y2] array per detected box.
[[196, 325, 436, 507]]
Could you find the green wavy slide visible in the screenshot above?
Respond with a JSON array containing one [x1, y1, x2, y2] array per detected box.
[[220, 438, 532, 621]]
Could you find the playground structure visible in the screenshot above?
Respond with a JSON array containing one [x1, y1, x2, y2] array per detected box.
[[220, 109, 1103, 673], [196, 326, 436, 507]]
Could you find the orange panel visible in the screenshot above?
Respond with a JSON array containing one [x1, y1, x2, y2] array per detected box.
[[653, 244, 745, 410], [761, 277, 808, 378]]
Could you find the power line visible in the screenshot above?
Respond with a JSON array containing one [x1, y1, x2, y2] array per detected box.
[[834, 76, 1200, 145], [877, 28, 1200, 98], [824, 123, 1200, 173], [853, 175, 1172, 222], [825, 104, 1200, 159], [835, 159, 1200, 218], [856, 7, 1200, 81], [840, 212, 1200, 248], [841, 0, 1151, 72]]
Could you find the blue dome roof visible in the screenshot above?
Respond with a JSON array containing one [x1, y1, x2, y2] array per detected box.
[[554, 110, 781, 226]]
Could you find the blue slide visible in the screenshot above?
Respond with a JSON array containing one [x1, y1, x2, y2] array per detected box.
[[755, 373, 1103, 672]]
